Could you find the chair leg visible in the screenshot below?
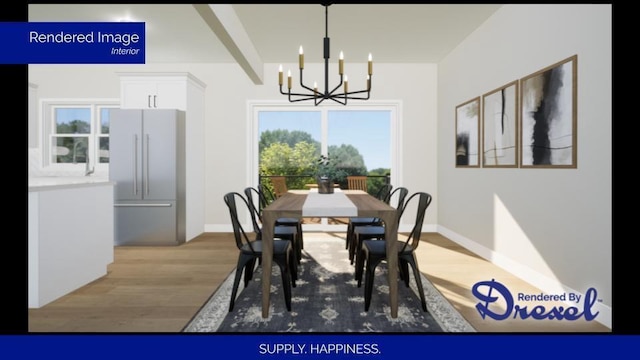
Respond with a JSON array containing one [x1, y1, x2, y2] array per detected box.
[[243, 262, 253, 287], [355, 245, 366, 286], [297, 222, 304, 250], [346, 222, 353, 250], [289, 248, 298, 287], [276, 256, 292, 312], [296, 233, 302, 265], [350, 232, 361, 265], [364, 255, 384, 312], [406, 254, 428, 312], [399, 259, 410, 287], [230, 254, 254, 312]]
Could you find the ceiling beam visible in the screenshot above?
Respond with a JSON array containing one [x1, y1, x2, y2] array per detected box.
[[192, 4, 263, 84]]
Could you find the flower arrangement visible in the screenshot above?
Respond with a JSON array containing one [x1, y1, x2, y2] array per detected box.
[[316, 154, 331, 178], [315, 154, 334, 194]]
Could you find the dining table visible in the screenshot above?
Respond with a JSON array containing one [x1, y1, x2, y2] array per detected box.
[[260, 189, 400, 318]]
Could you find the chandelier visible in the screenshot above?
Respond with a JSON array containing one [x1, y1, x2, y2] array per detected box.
[[278, 4, 372, 106]]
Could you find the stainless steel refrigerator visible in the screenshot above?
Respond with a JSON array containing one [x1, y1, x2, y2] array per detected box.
[[109, 109, 186, 246]]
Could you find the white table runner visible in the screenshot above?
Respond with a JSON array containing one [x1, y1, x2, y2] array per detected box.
[[302, 188, 358, 217]]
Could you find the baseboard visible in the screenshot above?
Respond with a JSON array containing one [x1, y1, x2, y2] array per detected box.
[[437, 225, 611, 330]]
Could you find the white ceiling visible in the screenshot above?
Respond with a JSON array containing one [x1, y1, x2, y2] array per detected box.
[[28, 4, 501, 64], [28, 3, 502, 84]]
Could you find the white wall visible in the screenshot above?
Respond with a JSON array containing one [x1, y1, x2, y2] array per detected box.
[[437, 4, 612, 325], [28, 60, 438, 233]]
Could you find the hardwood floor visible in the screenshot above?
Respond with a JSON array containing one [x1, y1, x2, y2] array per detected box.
[[28, 232, 611, 333]]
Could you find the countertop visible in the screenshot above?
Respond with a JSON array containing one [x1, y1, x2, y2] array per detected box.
[[28, 176, 115, 192]]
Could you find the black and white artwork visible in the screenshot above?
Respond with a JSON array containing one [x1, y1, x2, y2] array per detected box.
[[520, 55, 577, 168], [483, 81, 518, 168], [455, 97, 480, 167]]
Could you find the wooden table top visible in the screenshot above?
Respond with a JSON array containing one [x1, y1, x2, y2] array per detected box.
[[266, 190, 395, 218]]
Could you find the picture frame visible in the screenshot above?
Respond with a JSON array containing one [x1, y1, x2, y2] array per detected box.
[[520, 55, 577, 168], [455, 97, 480, 168], [482, 80, 519, 168]]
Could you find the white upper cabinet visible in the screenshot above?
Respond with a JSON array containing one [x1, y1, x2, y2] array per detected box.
[[118, 72, 204, 110]]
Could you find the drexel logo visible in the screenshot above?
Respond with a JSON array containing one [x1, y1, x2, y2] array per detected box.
[[472, 279, 599, 321]]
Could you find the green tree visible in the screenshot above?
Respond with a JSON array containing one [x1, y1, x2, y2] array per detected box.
[[260, 141, 317, 190], [57, 119, 90, 134], [367, 168, 391, 197], [259, 129, 319, 154], [326, 144, 367, 187], [258, 130, 381, 192]]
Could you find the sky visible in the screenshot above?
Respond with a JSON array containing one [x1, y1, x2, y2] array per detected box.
[[258, 110, 391, 170]]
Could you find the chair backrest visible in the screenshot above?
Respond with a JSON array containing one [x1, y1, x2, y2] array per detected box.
[[223, 192, 258, 253], [389, 186, 409, 212], [259, 183, 276, 207], [347, 176, 368, 192], [243, 187, 265, 238], [375, 184, 393, 204], [270, 176, 288, 198], [398, 192, 433, 253], [373, 186, 407, 225]]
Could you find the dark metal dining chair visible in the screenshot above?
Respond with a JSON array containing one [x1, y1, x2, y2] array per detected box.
[[223, 192, 295, 312], [258, 184, 305, 258], [244, 187, 301, 269], [345, 183, 393, 252], [355, 191, 433, 312], [349, 186, 409, 265]]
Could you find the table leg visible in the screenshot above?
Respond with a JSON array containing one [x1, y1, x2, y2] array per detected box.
[[382, 211, 398, 318], [261, 211, 276, 318]]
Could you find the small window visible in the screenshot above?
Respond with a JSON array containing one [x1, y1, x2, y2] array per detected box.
[[41, 99, 119, 172]]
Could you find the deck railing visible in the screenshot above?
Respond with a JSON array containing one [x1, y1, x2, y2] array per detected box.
[[259, 174, 390, 197]]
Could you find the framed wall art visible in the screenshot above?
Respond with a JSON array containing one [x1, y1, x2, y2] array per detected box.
[[520, 55, 577, 168], [455, 97, 480, 168], [482, 80, 519, 168]]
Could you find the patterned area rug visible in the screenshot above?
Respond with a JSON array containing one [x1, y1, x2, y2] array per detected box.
[[183, 233, 475, 333]]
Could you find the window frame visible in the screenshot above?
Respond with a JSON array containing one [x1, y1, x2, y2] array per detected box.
[[248, 100, 402, 230], [39, 98, 119, 174]]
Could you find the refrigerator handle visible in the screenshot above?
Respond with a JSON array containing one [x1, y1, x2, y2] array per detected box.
[[147, 95, 152, 108], [133, 134, 138, 195], [145, 134, 150, 196]]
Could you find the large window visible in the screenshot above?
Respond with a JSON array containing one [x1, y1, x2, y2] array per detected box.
[[41, 99, 118, 172], [250, 102, 401, 229]]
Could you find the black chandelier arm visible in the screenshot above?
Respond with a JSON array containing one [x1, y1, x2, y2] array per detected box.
[[282, 73, 371, 104], [280, 86, 371, 102], [325, 76, 345, 97], [279, 86, 321, 99], [296, 68, 346, 96], [280, 88, 370, 100]]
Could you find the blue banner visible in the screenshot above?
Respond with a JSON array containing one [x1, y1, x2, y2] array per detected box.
[[0, 334, 635, 359], [0, 22, 145, 64]]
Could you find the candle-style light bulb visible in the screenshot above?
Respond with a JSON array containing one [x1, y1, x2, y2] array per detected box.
[[278, 64, 283, 86], [299, 46, 304, 69], [314, 81, 318, 96], [339, 51, 344, 75], [287, 69, 292, 89], [344, 75, 348, 93], [368, 53, 373, 75]]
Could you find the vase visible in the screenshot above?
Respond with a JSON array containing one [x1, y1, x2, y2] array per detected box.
[[317, 176, 334, 194]]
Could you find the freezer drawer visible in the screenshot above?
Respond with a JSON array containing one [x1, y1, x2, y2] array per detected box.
[[114, 201, 183, 246]]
